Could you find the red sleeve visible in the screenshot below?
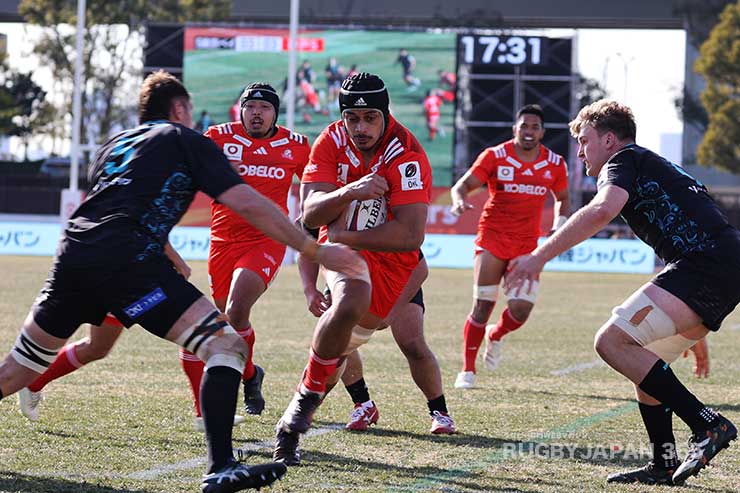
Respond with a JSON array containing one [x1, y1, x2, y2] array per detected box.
[[293, 140, 311, 180], [302, 129, 339, 184], [386, 152, 432, 208], [552, 156, 569, 192], [469, 148, 496, 184]]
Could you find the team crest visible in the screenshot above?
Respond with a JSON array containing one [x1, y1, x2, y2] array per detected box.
[[497, 166, 514, 181], [282, 149, 293, 160], [223, 143, 243, 161], [543, 170, 552, 179]]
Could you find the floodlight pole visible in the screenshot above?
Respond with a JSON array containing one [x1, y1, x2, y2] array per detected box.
[[286, 0, 299, 129], [69, 0, 85, 193]]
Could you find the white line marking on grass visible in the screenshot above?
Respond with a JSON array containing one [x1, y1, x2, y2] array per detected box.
[[127, 423, 344, 480], [396, 402, 638, 492], [550, 358, 606, 376]]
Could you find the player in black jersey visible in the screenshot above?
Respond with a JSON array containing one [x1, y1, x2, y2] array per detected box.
[[507, 100, 738, 486], [0, 71, 364, 493]]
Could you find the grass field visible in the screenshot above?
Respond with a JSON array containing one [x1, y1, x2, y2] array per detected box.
[[0, 256, 739, 492], [184, 29, 457, 185]]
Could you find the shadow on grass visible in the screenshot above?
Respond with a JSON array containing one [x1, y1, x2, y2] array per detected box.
[[0, 471, 149, 493], [528, 388, 635, 404]]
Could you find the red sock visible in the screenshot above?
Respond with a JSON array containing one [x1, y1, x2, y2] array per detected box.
[[28, 342, 84, 392], [238, 325, 256, 381], [462, 315, 487, 373], [301, 348, 339, 394], [489, 308, 525, 341], [179, 348, 205, 417]]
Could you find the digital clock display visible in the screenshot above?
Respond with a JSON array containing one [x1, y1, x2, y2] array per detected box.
[[459, 35, 546, 65]]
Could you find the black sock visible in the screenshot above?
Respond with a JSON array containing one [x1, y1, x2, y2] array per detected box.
[[344, 377, 370, 404], [638, 402, 677, 470], [639, 360, 718, 433], [0, 388, 3, 400], [201, 366, 241, 473], [427, 394, 448, 415]]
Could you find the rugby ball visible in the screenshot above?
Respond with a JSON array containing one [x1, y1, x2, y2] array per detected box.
[[346, 196, 388, 231]]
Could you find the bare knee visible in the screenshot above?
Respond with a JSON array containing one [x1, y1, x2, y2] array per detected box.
[[471, 299, 495, 323], [78, 338, 113, 363], [507, 302, 533, 323], [398, 337, 433, 362], [594, 325, 637, 359], [332, 292, 370, 324]]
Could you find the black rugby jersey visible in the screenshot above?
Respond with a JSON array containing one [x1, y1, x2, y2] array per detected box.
[[597, 144, 729, 263], [61, 121, 242, 266]]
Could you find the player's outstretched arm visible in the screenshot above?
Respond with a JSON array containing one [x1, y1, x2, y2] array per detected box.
[[217, 183, 365, 277], [450, 170, 482, 217], [297, 252, 330, 317], [506, 184, 628, 295], [164, 241, 191, 279]]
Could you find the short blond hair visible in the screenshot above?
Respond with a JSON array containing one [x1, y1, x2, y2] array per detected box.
[[569, 99, 636, 141]]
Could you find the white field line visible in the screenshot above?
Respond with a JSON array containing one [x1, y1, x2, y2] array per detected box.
[[550, 358, 607, 376]]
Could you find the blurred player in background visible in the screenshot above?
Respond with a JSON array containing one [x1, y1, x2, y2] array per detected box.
[[450, 104, 570, 389], [395, 48, 421, 92], [179, 83, 310, 431], [422, 89, 444, 141], [274, 73, 454, 466], [507, 99, 738, 486], [0, 70, 364, 493], [437, 69, 456, 102]]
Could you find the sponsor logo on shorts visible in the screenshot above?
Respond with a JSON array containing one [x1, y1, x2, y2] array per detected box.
[[399, 161, 423, 191], [123, 287, 167, 319], [502, 183, 548, 195], [237, 164, 286, 179]]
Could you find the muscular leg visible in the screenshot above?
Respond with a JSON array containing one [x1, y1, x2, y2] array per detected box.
[[459, 250, 505, 374], [165, 296, 249, 474], [310, 278, 370, 361], [0, 311, 69, 398], [391, 303, 442, 400], [28, 320, 123, 393]]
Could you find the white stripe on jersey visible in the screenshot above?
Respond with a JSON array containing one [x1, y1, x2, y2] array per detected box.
[[289, 131, 306, 144], [233, 134, 252, 147], [216, 123, 234, 135], [548, 150, 562, 165], [493, 145, 507, 159], [505, 156, 523, 169], [533, 160, 549, 170], [330, 128, 346, 148], [383, 137, 404, 164]]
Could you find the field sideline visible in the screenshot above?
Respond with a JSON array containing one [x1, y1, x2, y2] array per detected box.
[[0, 256, 738, 492]]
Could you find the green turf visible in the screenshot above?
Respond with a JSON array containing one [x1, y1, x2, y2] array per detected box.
[[0, 256, 738, 492], [184, 29, 457, 186]]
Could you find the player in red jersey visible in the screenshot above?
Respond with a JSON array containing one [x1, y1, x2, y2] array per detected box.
[[178, 83, 311, 428], [422, 89, 444, 141], [451, 104, 571, 389], [274, 73, 454, 466]]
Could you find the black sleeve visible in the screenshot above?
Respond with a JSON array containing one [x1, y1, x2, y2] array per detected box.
[[182, 129, 243, 199], [598, 148, 638, 198]]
